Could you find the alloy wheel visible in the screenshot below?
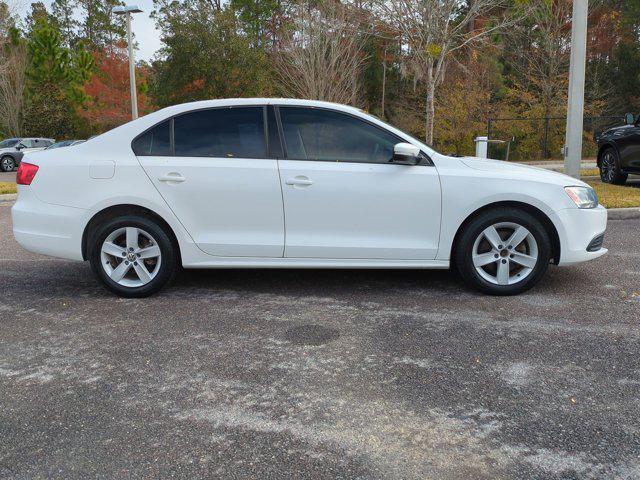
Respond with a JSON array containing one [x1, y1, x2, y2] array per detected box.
[[600, 152, 615, 182], [1, 157, 14, 172], [100, 227, 162, 287], [472, 222, 539, 286]]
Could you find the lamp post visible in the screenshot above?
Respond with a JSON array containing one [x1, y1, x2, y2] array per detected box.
[[112, 5, 143, 120], [563, 0, 588, 179]]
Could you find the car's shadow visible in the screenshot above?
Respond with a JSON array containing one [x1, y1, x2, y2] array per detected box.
[[172, 267, 464, 295]]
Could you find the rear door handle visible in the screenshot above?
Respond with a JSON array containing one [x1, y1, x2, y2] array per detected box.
[[285, 176, 313, 187], [158, 173, 186, 183]]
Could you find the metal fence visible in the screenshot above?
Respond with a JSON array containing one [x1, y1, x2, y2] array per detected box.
[[486, 116, 624, 161]]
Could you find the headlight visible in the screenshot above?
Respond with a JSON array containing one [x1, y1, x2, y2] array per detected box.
[[565, 186, 598, 209]]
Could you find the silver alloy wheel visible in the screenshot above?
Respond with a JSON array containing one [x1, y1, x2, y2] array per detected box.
[[1, 156, 14, 172], [100, 227, 161, 287], [600, 151, 615, 182], [472, 222, 539, 286]]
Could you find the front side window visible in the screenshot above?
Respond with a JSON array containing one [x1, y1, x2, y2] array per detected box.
[[174, 107, 266, 158], [279, 107, 400, 163], [132, 120, 171, 156]]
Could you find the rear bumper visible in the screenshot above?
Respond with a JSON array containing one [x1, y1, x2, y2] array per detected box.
[[556, 205, 608, 266], [11, 186, 86, 261]]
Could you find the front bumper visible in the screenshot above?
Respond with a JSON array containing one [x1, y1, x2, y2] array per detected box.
[[556, 205, 608, 266]]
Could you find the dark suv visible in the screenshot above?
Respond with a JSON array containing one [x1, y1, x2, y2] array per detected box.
[[596, 113, 640, 185]]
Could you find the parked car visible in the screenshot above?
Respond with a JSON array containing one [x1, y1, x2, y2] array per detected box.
[[45, 140, 85, 150], [0, 137, 55, 172], [11, 99, 607, 297], [596, 113, 640, 184]]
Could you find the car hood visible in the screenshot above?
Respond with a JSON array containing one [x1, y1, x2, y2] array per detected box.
[[459, 157, 589, 188], [602, 124, 630, 136]]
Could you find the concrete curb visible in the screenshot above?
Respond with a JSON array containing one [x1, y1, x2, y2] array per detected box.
[[0, 193, 16, 202], [607, 207, 640, 220]]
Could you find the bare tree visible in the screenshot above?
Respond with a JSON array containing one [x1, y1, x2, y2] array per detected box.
[[377, 0, 523, 144], [0, 41, 27, 136], [507, 0, 574, 112], [274, 1, 368, 105]]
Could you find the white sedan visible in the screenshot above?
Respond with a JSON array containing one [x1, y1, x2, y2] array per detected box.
[[11, 99, 607, 297]]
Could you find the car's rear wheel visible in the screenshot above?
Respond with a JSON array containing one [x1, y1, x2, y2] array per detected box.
[[88, 215, 178, 297], [1, 156, 15, 172], [455, 208, 552, 295], [599, 148, 627, 185]]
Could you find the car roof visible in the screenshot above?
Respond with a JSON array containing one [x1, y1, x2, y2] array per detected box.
[[156, 98, 364, 118]]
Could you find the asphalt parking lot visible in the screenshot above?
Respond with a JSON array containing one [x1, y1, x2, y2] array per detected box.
[[1, 200, 639, 479], [0, 171, 16, 183]]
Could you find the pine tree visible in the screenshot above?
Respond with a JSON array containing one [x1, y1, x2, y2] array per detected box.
[[51, 0, 79, 47], [76, 0, 125, 50]]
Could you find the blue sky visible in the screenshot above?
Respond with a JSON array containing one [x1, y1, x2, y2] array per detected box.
[[27, 0, 162, 61]]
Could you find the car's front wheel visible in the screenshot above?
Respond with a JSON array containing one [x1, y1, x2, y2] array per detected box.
[[88, 215, 178, 297], [1, 156, 15, 172], [455, 208, 552, 295], [599, 148, 627, 185]]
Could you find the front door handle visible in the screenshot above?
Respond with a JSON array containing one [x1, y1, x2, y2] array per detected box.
[[285, 176, 313, 187], [158, 173, 186, 184]]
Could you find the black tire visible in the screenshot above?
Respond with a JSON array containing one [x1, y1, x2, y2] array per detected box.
[[88, 215, 178, 297], [599, 148, 627, 185], [1, 156, 15, 172], [454, 207, 552, 296]]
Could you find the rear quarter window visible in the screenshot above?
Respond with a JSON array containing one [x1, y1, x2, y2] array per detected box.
[[132, 120, 172, 156]]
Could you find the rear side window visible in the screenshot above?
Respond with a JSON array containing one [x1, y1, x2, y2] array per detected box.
[[174, 107, 266, 158], [132, 120, 171, 156]]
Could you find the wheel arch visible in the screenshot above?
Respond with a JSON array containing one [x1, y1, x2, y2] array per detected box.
[[81, 204, 181, 263], [450, 201, 561, 266], [597, 143, 618, 167]]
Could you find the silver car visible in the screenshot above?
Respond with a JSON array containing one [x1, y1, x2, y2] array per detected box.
[[0, 137, 55, 172]]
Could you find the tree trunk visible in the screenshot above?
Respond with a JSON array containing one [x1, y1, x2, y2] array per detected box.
[[425, 81, 436, 145], [381, 45, 387, 117]]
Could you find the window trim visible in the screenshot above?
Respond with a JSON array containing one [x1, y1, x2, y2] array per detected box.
[[131, 104, 271, 159], [266, 105, 284, 159], [274, 105, 433, 166]]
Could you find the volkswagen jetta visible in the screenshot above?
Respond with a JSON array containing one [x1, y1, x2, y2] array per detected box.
[[12, 99, 607, 297]]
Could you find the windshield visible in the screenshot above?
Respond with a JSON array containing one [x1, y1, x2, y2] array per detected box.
[[0, 139, 20, 148]]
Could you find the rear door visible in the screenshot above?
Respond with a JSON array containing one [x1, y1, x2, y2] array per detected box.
[[135, 106, 285, 257], [276, 106, 441, 260]]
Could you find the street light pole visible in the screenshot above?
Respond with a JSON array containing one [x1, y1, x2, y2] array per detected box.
[[563, 0, 589, 179], [125, 11, 138, 120], [112, 5, 143, 120]]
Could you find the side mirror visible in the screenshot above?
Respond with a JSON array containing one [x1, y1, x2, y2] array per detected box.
[[392, 142, 421, 165], [16, 143, 25, 150], [625, 113, 636, 125]]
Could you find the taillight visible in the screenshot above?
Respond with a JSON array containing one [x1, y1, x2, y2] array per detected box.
[[16, 162, 39, 185]]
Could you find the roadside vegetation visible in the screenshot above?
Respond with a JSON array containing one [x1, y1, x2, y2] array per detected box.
[[0, 181, 16, 194], [588, 180, 640, 209]]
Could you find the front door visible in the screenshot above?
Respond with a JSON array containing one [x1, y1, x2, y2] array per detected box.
[[276, 106, 441, 260], [135, 106, 285, 257]]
